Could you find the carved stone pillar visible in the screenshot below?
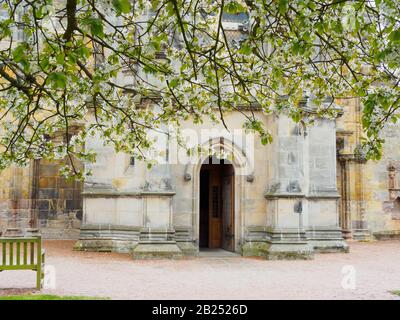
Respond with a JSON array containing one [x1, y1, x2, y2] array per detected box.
[[338, 157, 352, 239], [352, 156, 371, 240]]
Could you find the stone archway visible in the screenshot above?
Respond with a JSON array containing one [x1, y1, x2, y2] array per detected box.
[[185, 137, 254, 254]]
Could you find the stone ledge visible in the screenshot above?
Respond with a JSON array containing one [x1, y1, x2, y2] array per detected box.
[[74, 239, 137, 253], [80, 224, 141, 231], [132, 243, 183, 260], [82, 190, 176, 198], [312, 241, 349, 253], [176, 242, 198, 256], [264, 243, 314, 260], [373, 230, 400, 240], [306, 192, 341, 199], [265, 192, 340, 199], [264, 192, 305, 199]]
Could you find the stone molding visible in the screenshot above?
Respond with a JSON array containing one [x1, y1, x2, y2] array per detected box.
[[81, 190, 176, 197], [264, 192, 305, 199], [264, 192, 340, 199]]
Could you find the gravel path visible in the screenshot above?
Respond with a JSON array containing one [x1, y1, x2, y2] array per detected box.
[[1, 240, 399, 300]]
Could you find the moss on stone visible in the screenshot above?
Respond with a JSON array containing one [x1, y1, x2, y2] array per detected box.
[[265, 251, 313, 260], [177, 242, 198, 256], [132, 243, 183, 260], [241, 242, 269, 257], [373, 230, 400, 240]]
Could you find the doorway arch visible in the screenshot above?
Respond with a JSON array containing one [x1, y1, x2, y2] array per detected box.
[[187, 137, 254, 254]]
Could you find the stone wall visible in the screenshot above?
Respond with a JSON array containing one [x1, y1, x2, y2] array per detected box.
[[336, 97, 400, 239], [36, 159, 83, 239], [78, 108, 348, 259], [0, 159, 83, 239], [0, 166, 31, 234], [363, 123, 400, 235]]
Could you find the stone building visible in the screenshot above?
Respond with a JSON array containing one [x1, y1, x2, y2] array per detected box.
[[1, 100, 400, 260], [1, 8, 400, 260], [73, 102, 347, 259], [336, 98, 400, 241]]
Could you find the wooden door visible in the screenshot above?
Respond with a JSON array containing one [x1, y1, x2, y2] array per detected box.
[[222, 165, 234, 251], [208, 167, 222, 248]]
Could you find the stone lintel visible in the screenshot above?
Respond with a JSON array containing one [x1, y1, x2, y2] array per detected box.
[[336, 129, 354, 136]]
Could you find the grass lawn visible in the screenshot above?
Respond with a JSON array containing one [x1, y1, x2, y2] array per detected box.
[[391, 290, 400, 297], [0, 294, 109, 300]]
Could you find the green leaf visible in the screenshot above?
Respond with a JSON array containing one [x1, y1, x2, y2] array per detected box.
[[261, 135, 270, 145], [56, 53, 65, 64], [238, 43, 252, 55], [169, 78, 179, 88], [12, 43, 27, 62], [224, 1, 245, 14], [278, 0, 288, 15], [112, 0, 131, 15], [83, 18, 104, 38], [48, 72, 67, 89], [389, 29, 400, 43], [12, 43, 30, 71]]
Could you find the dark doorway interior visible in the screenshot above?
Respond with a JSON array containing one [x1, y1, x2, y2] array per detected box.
[[199, 169, 209, 248], [199, 159, 235, 251]]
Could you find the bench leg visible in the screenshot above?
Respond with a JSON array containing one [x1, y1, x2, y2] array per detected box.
[[36, 265, 42, 290]]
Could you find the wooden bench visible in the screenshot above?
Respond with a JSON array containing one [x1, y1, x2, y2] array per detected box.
[[0, 236, 45, 289]]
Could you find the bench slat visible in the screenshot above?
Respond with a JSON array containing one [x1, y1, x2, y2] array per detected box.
[[0, 264, 38, 271], [30, 242, 34, 265], [9, 242, 13, 266], [0, 237, 39, 242], [23, 242, 27, 265], [2, 242, 5, 265], [16, 242, 20, 265]]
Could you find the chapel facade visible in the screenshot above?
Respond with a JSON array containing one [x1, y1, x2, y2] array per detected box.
[[1, 7, 400, 260], [1, 96, 400, 259]]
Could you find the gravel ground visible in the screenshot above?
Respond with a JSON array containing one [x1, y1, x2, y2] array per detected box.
[[1, 240, 399, 300]]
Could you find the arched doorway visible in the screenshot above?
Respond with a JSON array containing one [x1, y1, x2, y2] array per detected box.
[[199, 157, 235, 252]]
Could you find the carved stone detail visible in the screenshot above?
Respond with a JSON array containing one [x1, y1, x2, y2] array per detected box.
[[388, 163, 400, 200]]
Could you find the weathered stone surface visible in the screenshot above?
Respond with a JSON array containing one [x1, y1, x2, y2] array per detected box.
[[12, 99, 400, 259], [0, 159, 83, 239], [132, 243, 183, 260], [264, 243, 314, 260], [74, 239, 136, 253], [176, 242, 198, 256], [373, 230, 400, 240], [241, 242, 269, 257], [336, 97, 400, 239]]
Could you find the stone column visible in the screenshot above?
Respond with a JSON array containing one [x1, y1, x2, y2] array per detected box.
[[132, 130, 183, 259], [306, 118, 348, 253], [352, 154, 371, 240], [338, 157, 352, 238], [263, 115, 313, 260]]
